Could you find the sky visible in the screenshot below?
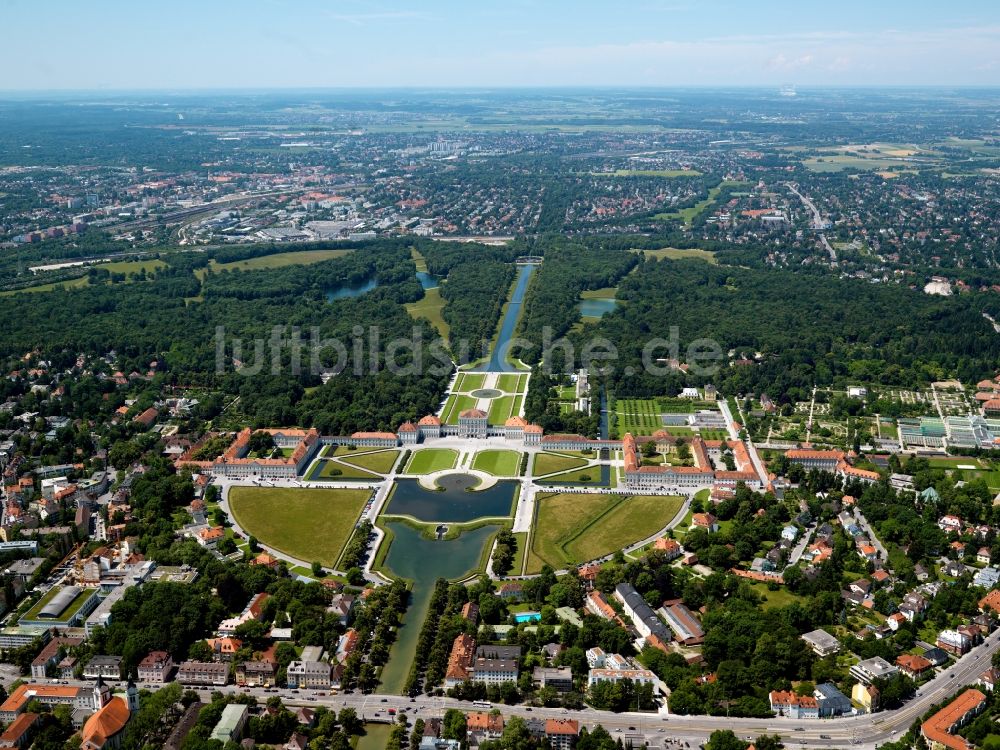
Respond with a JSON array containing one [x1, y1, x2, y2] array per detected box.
[[2, 0, 999, 90]]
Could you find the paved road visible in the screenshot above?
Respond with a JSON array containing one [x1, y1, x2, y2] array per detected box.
[[159, 631, 999, 750]]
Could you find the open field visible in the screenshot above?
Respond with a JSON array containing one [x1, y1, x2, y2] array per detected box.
[[527, 493, 684, 573], [339, 450, 400, 474], [532, 452, 588, 476], [471, 450, 521, 477], [441, 394, 477, 423], [212, 249, 353, 271], [637, 247, 718, 264], [746, 582, 803, 609], [404, 448, 458, 474], [405, 287, 449, 340], [228, 486, 370, 567], [307, 459, 380, 481], [580, 287, 618, 300]]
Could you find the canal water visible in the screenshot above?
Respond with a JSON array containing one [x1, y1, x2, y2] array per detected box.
[[485, 263, 537, 372], [376, 522, 501, 694], [386, 477, 516, 523]]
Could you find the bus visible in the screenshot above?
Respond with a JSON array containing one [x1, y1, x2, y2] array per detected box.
[[472, 701, 492, 709]]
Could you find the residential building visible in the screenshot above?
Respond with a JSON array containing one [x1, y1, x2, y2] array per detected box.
[[614, 583, 672, 642], [545, 719, 579, 750], [137, 651, 173, 684], [236, 661, 276, 687], [533, 667, 574, 693], [0, 712, 40, 749], [83, 656, 124, 681], [920, 689, 987, 750], [850, 656, 898, 685], [897, 654, 932, 681], [768, 690, 819, 719], [177, 661, 229, 686], [286, 661, 331, 689]]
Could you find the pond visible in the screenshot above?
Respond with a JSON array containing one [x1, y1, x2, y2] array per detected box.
[[386, 476, 516, 523], [416, 271, 439, 290], [579, 297, 618, 318], [375, 521, 500, 694], [325, 277, 378, 301]]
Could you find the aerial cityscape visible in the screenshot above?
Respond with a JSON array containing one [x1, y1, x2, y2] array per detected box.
[[2, 2, 1000, 750]]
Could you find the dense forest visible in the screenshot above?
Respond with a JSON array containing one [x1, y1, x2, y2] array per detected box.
[[517, 240, 638, 366], [573, 257, 1000, 400]]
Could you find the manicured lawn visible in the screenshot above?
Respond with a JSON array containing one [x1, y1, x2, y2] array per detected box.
[[228, 486, 371, 567], [532, 452, 588, 476], [488, 395, 517, 423], [327, 445, 382, 457], [405, 287, 449, 340], [441, 394, 477, 424], [472, 450, 521, 477], [339, 450, 400, 474], [455, 373, 486, 392], [498, 373, 527, 393], [527, 493, 684, 573], [404, 448, 458, 474], [307, 459, 380, 481], [538, 466, 603, 484]]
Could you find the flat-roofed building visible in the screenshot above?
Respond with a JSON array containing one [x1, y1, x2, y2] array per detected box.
[[177, 661, 229, 686], [801, 629, 841, 657]]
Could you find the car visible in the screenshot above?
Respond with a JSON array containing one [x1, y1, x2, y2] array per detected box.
[[381, 698, 388, 703], [525, 708, 532, 712], [629, 727, 636, 731], [950, 673, 955, 678], [794, 728, 804, 732], [820, 735, 831, 740]]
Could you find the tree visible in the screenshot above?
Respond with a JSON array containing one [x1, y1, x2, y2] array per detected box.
[[706, 729, 747, 750], [248, 431, 276, 455], [442, 709, 467, 742], [311, 561, 325, 578]]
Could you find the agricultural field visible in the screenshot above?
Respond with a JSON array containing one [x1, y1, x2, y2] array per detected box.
[[532, 452, 588, 476], [526, 492, 685, 573], [228, 486, 371, 567], [404, 448, 458, 475], [471, 450, 521, 477]]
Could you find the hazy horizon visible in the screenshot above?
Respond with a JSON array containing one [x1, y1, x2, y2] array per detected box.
[[3, 0, 999, 91]]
